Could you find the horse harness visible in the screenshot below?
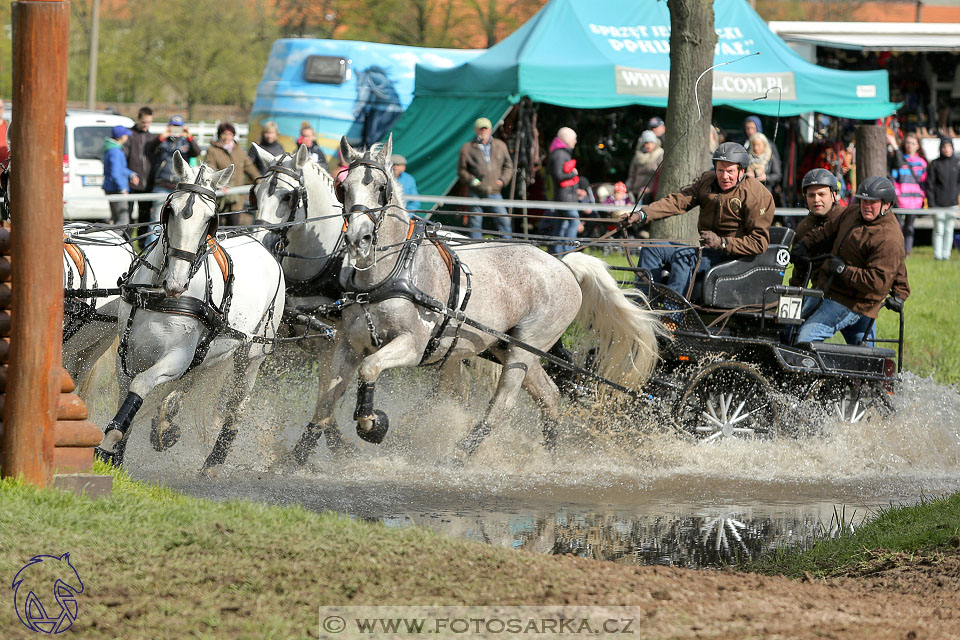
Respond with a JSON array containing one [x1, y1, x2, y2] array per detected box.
[[117, 179, 277, 378], [252, 157, 349, 302], [339, 217, 472, 367], [62, 235, 119, 340]]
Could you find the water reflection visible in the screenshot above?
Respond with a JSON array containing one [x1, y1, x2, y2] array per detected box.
[[384, 505, 866, 569]]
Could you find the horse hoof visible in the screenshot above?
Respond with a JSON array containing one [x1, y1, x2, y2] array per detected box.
[[446, 451, 468, 469], [356, 410, 389, 444], [199, 465, 220, 480], [94, 446, 121, 467], [324, 428, 355, 456], [149, 417, 182, 452]]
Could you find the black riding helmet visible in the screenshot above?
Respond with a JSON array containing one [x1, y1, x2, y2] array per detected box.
[[854, 175, 897, 208], [711, 142, 750, 169], [801, 168, 839, 193]]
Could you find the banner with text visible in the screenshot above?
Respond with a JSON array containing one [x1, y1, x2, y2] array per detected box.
[[615, 66, 796, 101]]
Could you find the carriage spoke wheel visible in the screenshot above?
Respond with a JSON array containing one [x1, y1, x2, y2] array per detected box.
[[674, 362, 778, 441], [807, 378, 891, 425]]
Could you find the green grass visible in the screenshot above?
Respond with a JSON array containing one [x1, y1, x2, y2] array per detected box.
[[747, 492, 960, 579], [594, 244, 960, 385], [876, 246, 960, 384], [0, 462, 649, 639]]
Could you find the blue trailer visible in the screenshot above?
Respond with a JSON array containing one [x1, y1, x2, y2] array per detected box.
[[250, 39, 481, 164]]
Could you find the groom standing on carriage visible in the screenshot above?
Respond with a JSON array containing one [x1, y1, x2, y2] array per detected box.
[[621, 141, 774, 299]]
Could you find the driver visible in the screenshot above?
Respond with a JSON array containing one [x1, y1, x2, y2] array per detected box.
[[621, 142, 774, 298], [789, 176, 909, 345]]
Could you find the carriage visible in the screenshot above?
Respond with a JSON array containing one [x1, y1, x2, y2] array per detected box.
[[610, 225, 904, 440]]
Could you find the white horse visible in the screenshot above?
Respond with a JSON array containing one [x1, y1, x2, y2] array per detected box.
[[289, 135, 664, 463], [62, 224, 136, 381], [95, 153, 285, 471], [250, 143, 344, 304], [249, 143, 352, 455]]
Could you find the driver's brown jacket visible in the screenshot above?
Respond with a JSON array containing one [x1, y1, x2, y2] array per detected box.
[[800, 205, 907, 318], [643, 171, 773, 257], [788, 202, 844, 287]]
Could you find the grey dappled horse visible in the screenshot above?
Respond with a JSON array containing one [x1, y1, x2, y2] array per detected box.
[[250, 143, 353, 451], [96, 153, 285, 471], [290, 135, 664, 463]]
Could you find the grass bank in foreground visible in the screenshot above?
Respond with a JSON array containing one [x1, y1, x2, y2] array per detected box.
[[0, 462, 646, 638], [596, 244, 960, 385], [747, 492, 960, 579], [2, 464, 959, 638]]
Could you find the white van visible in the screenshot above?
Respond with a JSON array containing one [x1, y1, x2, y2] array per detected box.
[[62, 110, 136, 220]]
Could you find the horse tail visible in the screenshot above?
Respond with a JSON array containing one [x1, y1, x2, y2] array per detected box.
[[561, 252, 666, 391]]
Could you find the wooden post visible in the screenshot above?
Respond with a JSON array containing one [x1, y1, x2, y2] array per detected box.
[[0, 0, 70, 487], [855, 125, 888, 189]]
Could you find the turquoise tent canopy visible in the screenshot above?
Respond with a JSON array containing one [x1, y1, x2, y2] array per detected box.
[[391, 0, 899, 198]]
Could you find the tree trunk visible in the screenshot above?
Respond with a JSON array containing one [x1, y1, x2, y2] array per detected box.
[[649, 0, 716, 242], [855, 125, 887, 189]]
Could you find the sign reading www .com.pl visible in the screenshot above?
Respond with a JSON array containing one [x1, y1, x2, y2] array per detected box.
[[318, 606, 649, 639]]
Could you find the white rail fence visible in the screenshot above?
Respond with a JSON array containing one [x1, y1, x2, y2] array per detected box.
[[52, 191, 953, 230]]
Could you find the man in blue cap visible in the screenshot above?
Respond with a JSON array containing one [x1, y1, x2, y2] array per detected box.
[[102, 125, 140, 225]]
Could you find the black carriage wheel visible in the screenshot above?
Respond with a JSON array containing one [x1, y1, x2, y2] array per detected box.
[[806, 378, 893, 425], [673, 361, 778, 441]]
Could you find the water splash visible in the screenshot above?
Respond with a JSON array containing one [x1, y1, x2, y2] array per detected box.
[[78, 348, 960, 566]]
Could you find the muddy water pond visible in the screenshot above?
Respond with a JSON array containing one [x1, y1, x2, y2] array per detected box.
[[81, 353, 960, 569]]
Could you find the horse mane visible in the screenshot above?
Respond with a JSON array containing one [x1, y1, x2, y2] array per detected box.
[[304, 157, 335, 188]]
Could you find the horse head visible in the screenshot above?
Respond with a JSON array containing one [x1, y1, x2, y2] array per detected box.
[[160, 151, 233, 297], [339, 133, 405, 268], [251, 143, 310, 230]]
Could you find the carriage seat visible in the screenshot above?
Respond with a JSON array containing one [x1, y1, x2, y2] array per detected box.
[[694, 226, 795, 308]]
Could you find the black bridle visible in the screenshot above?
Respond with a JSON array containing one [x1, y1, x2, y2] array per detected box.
[[338, 157, 395, 240], [253, 156, 308, 253], [159, 173, 218, 270]]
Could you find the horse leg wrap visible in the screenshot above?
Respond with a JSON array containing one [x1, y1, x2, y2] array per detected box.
[[95, 392, 143, 466], [455, 420, 492, 457], [353, 380, 376, 420], [292, 422, 325, 466], [541, 419, 560, 451], [202, 422, 238, 470]]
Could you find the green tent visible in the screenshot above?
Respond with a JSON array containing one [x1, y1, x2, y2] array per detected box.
[[391, 0, 898, 198]]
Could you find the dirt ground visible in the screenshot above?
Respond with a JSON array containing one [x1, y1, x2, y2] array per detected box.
[[524, 548, 960, 639], [5, 538, 959, 639]]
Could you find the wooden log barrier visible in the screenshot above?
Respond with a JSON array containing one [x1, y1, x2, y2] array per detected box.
[[0, 224, 8, 447]]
